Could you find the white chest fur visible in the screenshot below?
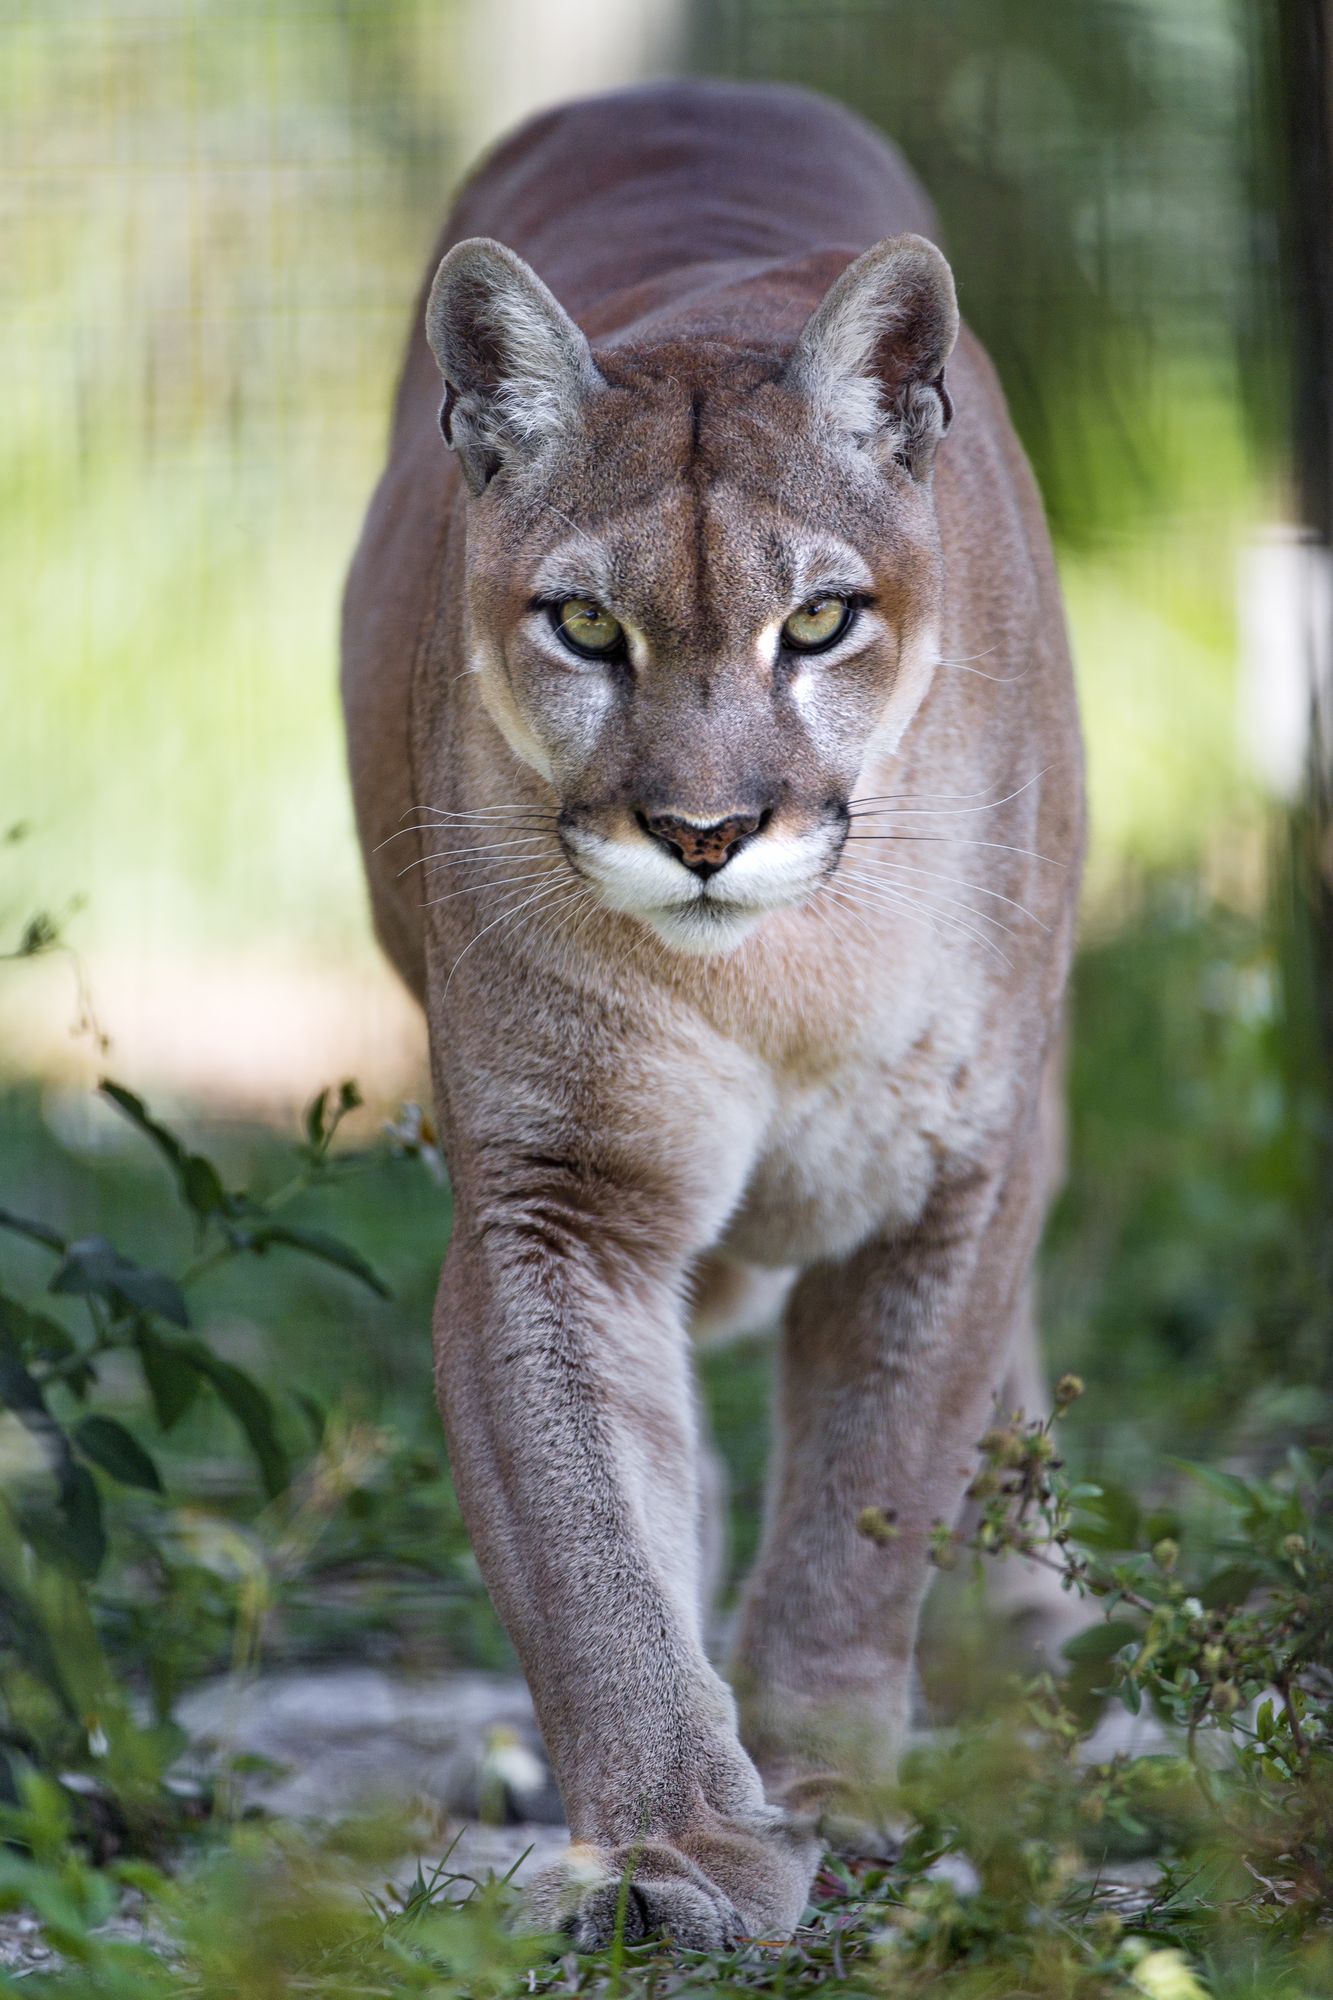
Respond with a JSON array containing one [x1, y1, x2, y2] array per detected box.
[[716, 962, 1003, 1271]]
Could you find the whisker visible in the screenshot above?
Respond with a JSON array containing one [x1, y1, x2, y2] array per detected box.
[[398, 835, 551, 878], [548, 889, 597, 952], [420, 866, 562, 909], [827, 874, 1011, 966], [933, 643, 1034, 684], [847, 855, 1050, 931], [816, 882, 880, 950], [606, 907, 656, 986], [403, 801, 557, 820], [536, 497, 606, 565], [936, 643, 1002, 667], [844, 833, 1063, 867], [843, 867, 1022, 941], [374, 816, 553, 853], [442, 878, 576, 996], [417, 851, 550, 876], [507, 885, 588, 955], [563, 892, 605, 956], [847, 773, 1038, 809], [847, 767, 1054, 821], [822, 876, 959, 957]]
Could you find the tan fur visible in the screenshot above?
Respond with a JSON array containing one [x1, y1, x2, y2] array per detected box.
[[342, 79, 1084, 1948]]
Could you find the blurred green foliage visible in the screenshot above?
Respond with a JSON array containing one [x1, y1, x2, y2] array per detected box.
[[697, 0, 1278, 545], [3, 0, 462, 955], [3, 0, 1269, 955]]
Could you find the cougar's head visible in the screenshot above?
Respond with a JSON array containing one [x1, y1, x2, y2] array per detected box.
[[425, 233, 958, 956]]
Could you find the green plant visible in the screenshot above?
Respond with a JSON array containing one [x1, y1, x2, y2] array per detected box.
[[0, 1001, 391, 1831], [872, 1385, 1332, 1993]]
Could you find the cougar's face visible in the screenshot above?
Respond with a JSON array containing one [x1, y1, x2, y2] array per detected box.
[[429, 238, 957, 955]]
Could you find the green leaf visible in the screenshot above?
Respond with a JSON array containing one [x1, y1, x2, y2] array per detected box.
[[73, 1415, 163, 1493], [49, 1236, 189, 1328], [99, 1081, 228, 1220], [303, 1079, 363, 1160], [303, 1086, 330, 1153], [1073, 1482, 1142, 1552], [54, 1462, 107, 1578], [135, 1325, 201, 1430], [180, 1153, 227, 1217], [0, 1297, 93, 1396], [1198, 1563, 1264, 1609], [293, 1388, 327, 1445], [1172, 1459, 1254, 1510], [0, 1354, 107, 1579], [0, 1580, 78, 1717], [0, 1205, 65, 1253], [1063, 1618, 1141, 1662], [0, 1296, 65, 1360], [177, 1341, 290, 1496], [239, 1223, 388, 1299]]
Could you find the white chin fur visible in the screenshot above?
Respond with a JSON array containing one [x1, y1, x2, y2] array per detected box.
[[566, 826, 833, 954], [640, 900, 770, 956]]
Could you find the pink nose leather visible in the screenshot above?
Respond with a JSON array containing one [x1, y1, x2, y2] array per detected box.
[[640, 810, 763, 875]]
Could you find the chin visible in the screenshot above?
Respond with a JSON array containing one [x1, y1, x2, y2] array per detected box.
[[639, 898, 771, 957]]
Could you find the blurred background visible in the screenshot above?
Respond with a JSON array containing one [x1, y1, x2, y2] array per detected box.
[[2, 0, 1329, 1698]]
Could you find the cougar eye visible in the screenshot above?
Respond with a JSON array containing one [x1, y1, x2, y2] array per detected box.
[[551, 597, 625, 660], [781, 595, 855, 653]]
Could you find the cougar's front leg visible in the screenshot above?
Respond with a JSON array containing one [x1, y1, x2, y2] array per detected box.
[[731, 1149, 1045, 1837], [433, 1170, 818, 1948]]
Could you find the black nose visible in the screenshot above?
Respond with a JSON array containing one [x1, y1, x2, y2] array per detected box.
[[637, 807, 770, 878]]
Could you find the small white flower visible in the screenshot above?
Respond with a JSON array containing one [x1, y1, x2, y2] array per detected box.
[[384, 1102, 446, 1183], [1131, 1947, 1209, 2000]]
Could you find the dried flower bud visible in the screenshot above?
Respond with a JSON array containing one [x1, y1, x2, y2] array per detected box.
[[928, 1521, 959, 1570], [1053, 1373, 1085, 1409], [856, 1504, 900, 1546]]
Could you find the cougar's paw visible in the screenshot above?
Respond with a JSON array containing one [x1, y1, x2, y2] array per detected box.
[[525, 1821, 817, 1951], [772, 1775, 903, 1865]]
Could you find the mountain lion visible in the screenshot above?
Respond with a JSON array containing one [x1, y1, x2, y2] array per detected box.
[[342, 78, 1084, 1948]]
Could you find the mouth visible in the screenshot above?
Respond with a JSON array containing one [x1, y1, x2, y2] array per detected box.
[[559, 809, 846, 954], [658, 890, 758, 922], [639, 889, 772, 956]]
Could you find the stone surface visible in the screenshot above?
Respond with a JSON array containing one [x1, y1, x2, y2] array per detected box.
[[0, 1668, 569, 1978], [176, 1664, 566, 1833]]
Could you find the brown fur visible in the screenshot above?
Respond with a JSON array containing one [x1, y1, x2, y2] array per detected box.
[[342, 79, 1084, 1947]]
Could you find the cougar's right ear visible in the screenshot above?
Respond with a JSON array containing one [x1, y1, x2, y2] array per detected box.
[[425, 238, 604, 494]]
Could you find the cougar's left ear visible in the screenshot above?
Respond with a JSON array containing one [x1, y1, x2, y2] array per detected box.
[[425, 237, 604, 494], [785, 234, 959, 478]]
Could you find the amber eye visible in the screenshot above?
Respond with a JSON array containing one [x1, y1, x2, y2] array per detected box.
[[551, 597, 625, 660], [781, 595, 855, 653]]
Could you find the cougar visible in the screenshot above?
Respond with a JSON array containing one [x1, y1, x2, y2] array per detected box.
[[342, 78, 1084, 1948]]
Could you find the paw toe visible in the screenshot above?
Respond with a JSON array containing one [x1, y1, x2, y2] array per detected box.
[[525, 1845, 744, 1951], [564, 1877, 741, 1951]]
